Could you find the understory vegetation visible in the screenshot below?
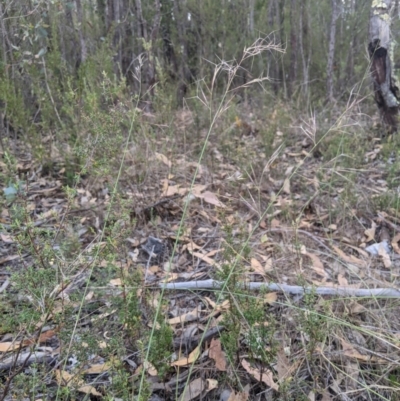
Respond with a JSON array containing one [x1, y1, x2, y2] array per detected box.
[[2, 1, 400, 401]]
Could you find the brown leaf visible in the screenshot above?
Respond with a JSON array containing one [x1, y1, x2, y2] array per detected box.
[[84, 362, 112, 374], [109, 278, 122, 286], [179, 378, 205, 401], [320, 389, 333, 401], [55, 370, 102, 396], [332, 245, 366, 267], [304, 250, 327, 278], [275, 350, 291, 381], [206, 378, 218, 391], [283, 178, 290, 194], [0, 233, 14, 243], [264, 257, 273, 272], [241, 359, 278, 390], [263, 292, 278, 304], [340, 339, 386, 363], [162, 184, 188, 197], [378, 244, 392, 268], [196, 190, 226, 208], [155, 152, 172, 168], [23, 329, 58, 346], [144, 360, 158, 376], [191, 184, 208, 195], [392, 232, 400, 254], [0, 254, 20, 265], [271, 219, 280, 228], [168, 306, 201, 325], [191, 251, 219, 268], [251, 258, 264, 275], [346, 244, 369, 258], [227, 391, 249, 401], [209, 338, 227, 371], [171, 345, 201, 367], [348, 301, 366, 315], [0, 341, 22, 352], [337, 274, 348, 286], [344, 360, 359, 391], [364, 222, 376, 242]]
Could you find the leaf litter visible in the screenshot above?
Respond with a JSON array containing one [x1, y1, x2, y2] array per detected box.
[[2, 109, 400, 400]]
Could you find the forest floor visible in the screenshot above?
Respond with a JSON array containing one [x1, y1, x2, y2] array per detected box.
[[2, 96, 400, 401]]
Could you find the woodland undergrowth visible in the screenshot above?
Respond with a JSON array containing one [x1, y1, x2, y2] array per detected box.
[[1, 38, 400, 401]]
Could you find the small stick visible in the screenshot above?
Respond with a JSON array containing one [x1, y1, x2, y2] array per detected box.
[[159, 279, 400, 298]]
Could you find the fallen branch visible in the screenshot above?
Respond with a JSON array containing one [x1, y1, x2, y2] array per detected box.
[[159, 279, 400, 298], [0, 351, 55, 371]]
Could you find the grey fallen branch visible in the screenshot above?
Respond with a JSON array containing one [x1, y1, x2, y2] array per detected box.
[[159, 279, 400, 298], [0, 351, 56, 371]]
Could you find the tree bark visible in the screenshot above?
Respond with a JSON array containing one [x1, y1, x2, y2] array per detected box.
[[147, 0, 161, 97], [173, 0, 190, 106], [326, 0, 339, 101], [288, 0, 298, 98], [249, 0, 255, 34], [75, 0, 87, 64], [369, 0, 399, 133]]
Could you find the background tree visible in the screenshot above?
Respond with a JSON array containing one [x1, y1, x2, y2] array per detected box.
[[327, 0, 339, 102], [0, 0, 396, 140], [369, 0, 400, 133]]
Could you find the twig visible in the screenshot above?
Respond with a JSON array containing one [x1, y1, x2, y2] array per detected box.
[[143, 194, 181, 211], [172, 326, 225, 352], [268, 228, 332, 253], [377, 212, 400, 233], [0, 278, 10, 293], [41, 57, 64, 129], [159, 279, 400, 298]]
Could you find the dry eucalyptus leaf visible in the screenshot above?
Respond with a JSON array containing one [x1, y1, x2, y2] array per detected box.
[[364, 222, 376, 242], [171, 345, 200, 367], [155, 152, 172, 168], [209, 338, 227, 371], [55, 370, 102, 396], [196, 190, 226, 208], [392, 232, 400, 254], [276, 349, 291, 381], [283, 178, 291, 194], [264, 292, 277, 304], [241, 359, 278, 390], [378, 244, 392, 268], [227, 391, 249, 401], [251, 258, 264, 275], [206, 378, 218, 391], [168, 306, 201, 325], [84, 362, 112, 374], [332, 245, 366, 267], [0, 341, 23, 353], [179, 378, 205, 401]]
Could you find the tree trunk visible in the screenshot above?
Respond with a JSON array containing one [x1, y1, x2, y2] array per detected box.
[[75, 0, 87, 64], [299, 0, 310, 101], [249, 0, 255, 34], [173, 0, 190, 106], [288, 0, 298, 98], [369, 0, 399, 133], [326, 0, 339, 102], [147, 0, 161, 97], [268, 0, 285, 95], [114, 0, 122, 69]]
